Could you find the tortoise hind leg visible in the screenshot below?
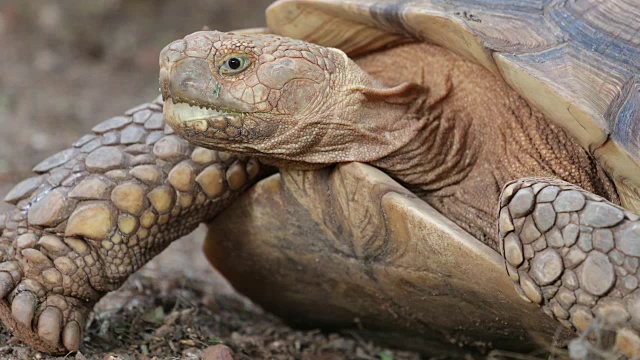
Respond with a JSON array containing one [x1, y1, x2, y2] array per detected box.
[[498, 177, 640, 356]]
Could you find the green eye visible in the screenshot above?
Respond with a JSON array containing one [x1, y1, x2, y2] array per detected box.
[[220, 56, 251, 76]]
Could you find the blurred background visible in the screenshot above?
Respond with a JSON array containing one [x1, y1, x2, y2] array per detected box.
[[0, 0, 272, 209]]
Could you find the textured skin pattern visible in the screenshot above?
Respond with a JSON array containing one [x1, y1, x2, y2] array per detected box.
[[499, 178, 640, 355], [0, 98, 263, 353]]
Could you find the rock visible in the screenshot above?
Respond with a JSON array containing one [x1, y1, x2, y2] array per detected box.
[[202, 344, 234, 360]]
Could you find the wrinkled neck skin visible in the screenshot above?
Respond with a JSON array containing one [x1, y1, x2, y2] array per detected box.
[[233, 54, 473, 201], [369, 117, 475, 196], [230, 61, 470, 194], [328, 57, 477, 197]]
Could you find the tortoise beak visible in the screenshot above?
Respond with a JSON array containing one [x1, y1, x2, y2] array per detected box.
[[159, 41, 219, 106], [159, 35, 256, 115]]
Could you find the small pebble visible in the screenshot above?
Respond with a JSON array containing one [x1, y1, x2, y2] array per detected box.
[[202, 344, 235, 360]]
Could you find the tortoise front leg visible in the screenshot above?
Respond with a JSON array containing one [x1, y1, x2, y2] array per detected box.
[[498, 177, 640, 356], [0, 99, 265, 353]]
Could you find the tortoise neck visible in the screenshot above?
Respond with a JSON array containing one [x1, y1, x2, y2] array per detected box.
[[370, 100, 478, 195]]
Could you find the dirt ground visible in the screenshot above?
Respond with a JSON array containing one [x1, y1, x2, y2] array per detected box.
[[0, 1, 425, 359]]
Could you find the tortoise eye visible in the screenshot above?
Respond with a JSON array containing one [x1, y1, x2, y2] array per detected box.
[[220, 55, 251, 76]]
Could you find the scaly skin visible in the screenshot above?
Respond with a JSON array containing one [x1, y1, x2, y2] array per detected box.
[[0, 97, 268, 353], [161, 31, 640, 354]]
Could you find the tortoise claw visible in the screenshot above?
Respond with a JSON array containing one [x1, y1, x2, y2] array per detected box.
[[11, 291, 37, 329], [62, 321, 81, 352], [38, 307, 63, 345], [0, 271, 89, 352]]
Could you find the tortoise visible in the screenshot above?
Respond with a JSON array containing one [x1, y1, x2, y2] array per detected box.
[[0, 0, 640, 356]]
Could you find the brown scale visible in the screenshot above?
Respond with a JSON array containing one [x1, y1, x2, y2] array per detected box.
[[0, 97, 269, 353]]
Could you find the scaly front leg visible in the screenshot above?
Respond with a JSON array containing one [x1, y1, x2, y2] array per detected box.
[[498, 177, 640, 356], [0, 98, 265, 353]]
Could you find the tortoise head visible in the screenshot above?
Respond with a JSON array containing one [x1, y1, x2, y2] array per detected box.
[[160, 31, 424, 169]]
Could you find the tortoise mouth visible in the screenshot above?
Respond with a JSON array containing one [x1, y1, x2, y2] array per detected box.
[[163, 98, 246, 134]]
